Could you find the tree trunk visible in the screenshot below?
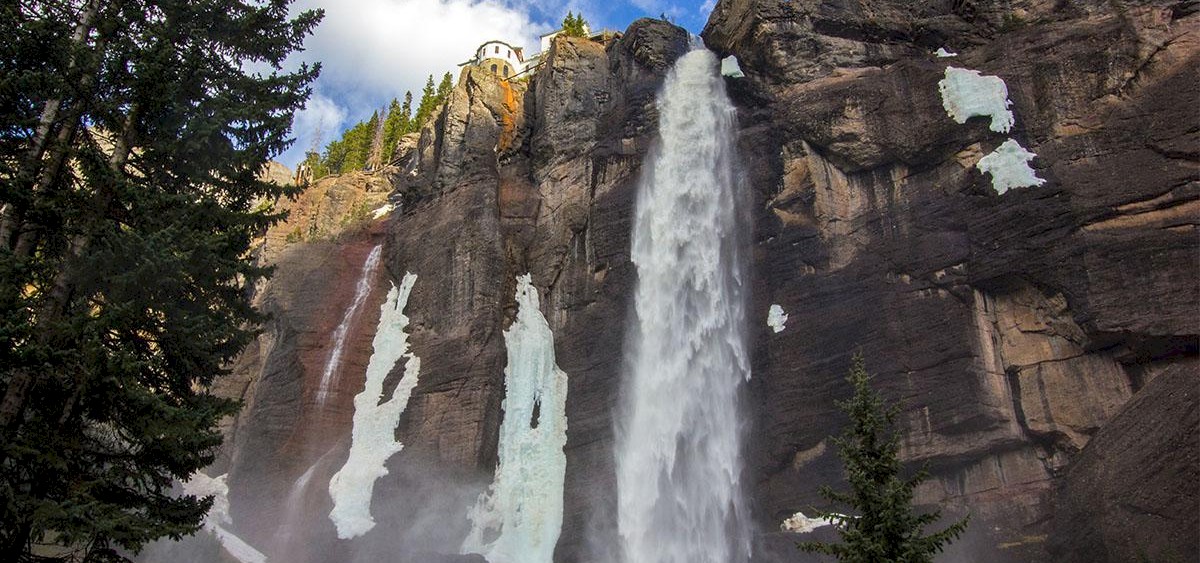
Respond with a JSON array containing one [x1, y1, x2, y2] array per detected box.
[[0, 110, 137, 436], [0, 0, 103, 251]]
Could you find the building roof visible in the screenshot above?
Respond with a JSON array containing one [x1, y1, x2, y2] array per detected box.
[[471, 40, 525, 61]]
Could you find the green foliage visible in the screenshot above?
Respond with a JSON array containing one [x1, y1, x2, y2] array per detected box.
[[308, 71, 454, 180], [0, 0, 321, 560], [413, 74, 440, 132], [380, 93, 412, 167], [561, 11, 589, 37], [799, 353, 968, 562]]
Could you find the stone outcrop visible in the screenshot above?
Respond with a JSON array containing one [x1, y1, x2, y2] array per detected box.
[[206, 3, 1197, 562], [1050, 359, 1198, 562]]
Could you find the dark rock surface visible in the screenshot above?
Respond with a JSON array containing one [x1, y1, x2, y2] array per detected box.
[[704, 0, 1198, 560], [1050, 358, 1198, 562], [206, 4, 1198, 563]]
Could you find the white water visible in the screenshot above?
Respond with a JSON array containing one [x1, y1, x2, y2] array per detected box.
[[462, 274, 569, 563], [317, 244, 384, 405], [328, 272, 421, 539], [614, 48, 752, 563]]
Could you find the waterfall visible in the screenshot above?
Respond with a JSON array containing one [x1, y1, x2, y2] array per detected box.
[[614, 48, 751, 563], [317, 244, 384, 405]]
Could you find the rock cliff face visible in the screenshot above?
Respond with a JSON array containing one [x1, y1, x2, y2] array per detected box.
[[703, 0, 1197, 560], [209, 5, 1196, 563]]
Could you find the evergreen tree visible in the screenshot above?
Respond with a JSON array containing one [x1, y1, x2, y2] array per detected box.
[[0, 1, 321, 560], [436, 72, 454, 105], [400, 91, 414, 133], [381, 96, 410, 165], [413, 74, 439, 130], [799, 353, 968, 562], [562, 11, 589, 37]]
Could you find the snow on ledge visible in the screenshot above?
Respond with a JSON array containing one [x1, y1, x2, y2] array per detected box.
[[372, 203, 395, 219], [462, 274, 569, 563], [767, 304, 788, 333], [180, 472, 268, 563], [935, 47, 958, 58], [721, 55, 745, 78], [781, 511, 837, 534], [977, 139, 1046, 194], [327, 272, 421, 539], [938, 67, 1014, 133]]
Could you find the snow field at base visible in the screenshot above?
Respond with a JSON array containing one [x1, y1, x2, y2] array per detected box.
[[768, 304, 788, 333], [327, 272, 421, 539], [180, 472, 268, 563], [462, 274, 569, 563], [977, 139, 1047, 193], [938, 67, 1015, 133]]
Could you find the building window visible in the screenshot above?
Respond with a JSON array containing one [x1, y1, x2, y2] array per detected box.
[[507, 49, 511, 58], [491, 64, 498, 74], [494, 46, 499, 54], [503, 66, 510, 77]]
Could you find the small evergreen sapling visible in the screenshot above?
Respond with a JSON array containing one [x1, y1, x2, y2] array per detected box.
[[799, 353, 968, 562]]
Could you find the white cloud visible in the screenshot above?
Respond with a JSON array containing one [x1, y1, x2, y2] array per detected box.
[[278, 0, 551, 166], [290, 93, 349, 155]]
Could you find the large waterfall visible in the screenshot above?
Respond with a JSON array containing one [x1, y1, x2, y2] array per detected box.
[[614, 48, 751, 563]]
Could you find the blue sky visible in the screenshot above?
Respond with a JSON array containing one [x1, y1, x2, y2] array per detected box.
[[275, 0, 715, 168]]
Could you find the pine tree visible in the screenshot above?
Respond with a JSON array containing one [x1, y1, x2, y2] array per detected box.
[[401, 91, 414, 133], [561, 11, 589, 37], [436, 72, 454, 105], [413, 74, 439, 130], [381, 97, 406, 167], [366, 106, 387, 171], [0, 1, 321, 560], [799, 353, 968, 562]]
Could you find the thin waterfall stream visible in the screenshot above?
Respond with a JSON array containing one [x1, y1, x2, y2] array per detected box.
[[615, 47, 752, 563], [316, 244, 383, 405]]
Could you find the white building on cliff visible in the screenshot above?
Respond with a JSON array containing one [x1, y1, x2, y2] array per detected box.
[[459, 40, 526, 79]]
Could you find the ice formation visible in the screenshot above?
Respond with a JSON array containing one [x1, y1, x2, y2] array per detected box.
[[327, 272, 421, 539], [935, 47, 958, 58], [767, 304, 788, 333], [977, 139, 1046, 193], [462, 274, 569, 563], [938, 67, 1014, 133], [781, 511, 837, 534], [721, 55, 745, 78], [317, 244, 384, 405], [616, 48, 753, 563], [180, 472, 268, 563]]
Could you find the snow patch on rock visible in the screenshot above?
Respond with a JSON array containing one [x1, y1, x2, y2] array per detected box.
[[181, 472, 268, 563], [327, 272, 421, 539], [462, 274, 569, 563], [781, 511, 837, 534], [721, 55, 745, 78], [372, 203, 395, 219], [977, 139, 1046, 193], [767, 304, 788, 334], [935, 47, 958, 58], [938, 67, 1014, 133]]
